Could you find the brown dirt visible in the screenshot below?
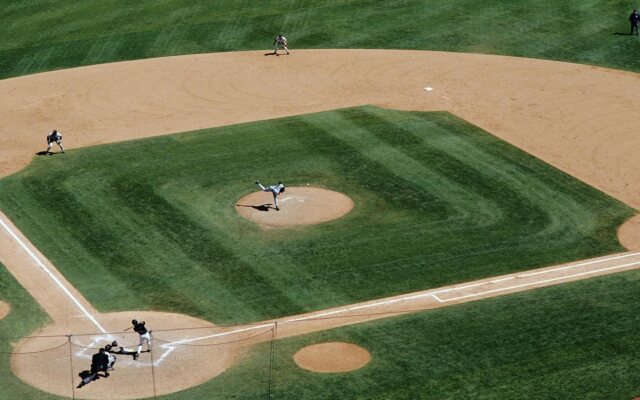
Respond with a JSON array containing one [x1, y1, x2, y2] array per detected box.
[[235, 187, 354, 228], [618, 214, 640, 250], [293, 342, 371, 373], [1, 50, 640, 398], [0, 300, 10, 320]]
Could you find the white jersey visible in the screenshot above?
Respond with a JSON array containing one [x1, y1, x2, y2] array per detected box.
[[267, 183, 284, 195], [276, 36, 287, 45]]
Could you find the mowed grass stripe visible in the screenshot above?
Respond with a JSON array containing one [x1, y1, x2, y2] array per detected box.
[[0, 107, 632, 323]]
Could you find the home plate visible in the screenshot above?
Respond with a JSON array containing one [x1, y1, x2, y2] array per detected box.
[[424, 87, 434, 91]]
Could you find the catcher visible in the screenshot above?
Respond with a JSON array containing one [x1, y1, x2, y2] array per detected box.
[[104, 342, 118, 371]]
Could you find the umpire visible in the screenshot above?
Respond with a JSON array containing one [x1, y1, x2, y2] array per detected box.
[[631, 9, 639, 35], [77, 348, 110, 388]]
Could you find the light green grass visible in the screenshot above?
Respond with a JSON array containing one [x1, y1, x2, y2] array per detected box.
[[0, 106, 632, 325], [0, 0, 639, 80]]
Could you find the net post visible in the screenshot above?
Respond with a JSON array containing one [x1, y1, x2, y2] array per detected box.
[[268, 322, 278, 399], [67, 334, 75, 400], [150, 331, 157, 399]]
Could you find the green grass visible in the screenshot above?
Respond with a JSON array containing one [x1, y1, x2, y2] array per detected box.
[[166, 270, 640, 400], [0, 106, 632, 325], [0, 264, 59, 399], [1, 0, 640, 80]]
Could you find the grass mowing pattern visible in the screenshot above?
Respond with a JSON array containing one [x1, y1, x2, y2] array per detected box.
[[0, 106, 632, 324], [0, 264, 58, 399], [165, 270, 640, 400], [0, 0, 639, 79]]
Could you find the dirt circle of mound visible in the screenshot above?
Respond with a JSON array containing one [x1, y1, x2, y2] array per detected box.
[[11, 311, 266, 400], [0, 301, 10, 320], [236, 187, 354, 227], [618, 214, 640, 251], [294, 342, 371, 373]]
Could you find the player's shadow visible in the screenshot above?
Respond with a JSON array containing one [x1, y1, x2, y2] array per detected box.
[[35, 151, 53, 156], [77, 369, 108, 387], [237, 204, 274, 212], [264, 52, 278, 56]]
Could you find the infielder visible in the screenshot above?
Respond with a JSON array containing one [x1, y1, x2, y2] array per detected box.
[[126, 319, 152, 360], [272, 34, 290, 55], [255, 181, 285, 210], [45, 129, 64, 155]]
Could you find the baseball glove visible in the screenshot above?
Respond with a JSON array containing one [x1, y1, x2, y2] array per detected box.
[[111, 340, 118, 347]]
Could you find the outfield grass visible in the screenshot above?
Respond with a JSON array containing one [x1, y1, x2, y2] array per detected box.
[[168, 270, 640, 400], [0, 106, 632, 324], [1, 0, 639, 80], [0, 264, 59, 399]]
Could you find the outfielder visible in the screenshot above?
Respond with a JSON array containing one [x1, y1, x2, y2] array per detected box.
[[272, 34, 290, 55], [255, 181, 285, 210], [45, 129, 64, 155], [126, 319, 152, 360]]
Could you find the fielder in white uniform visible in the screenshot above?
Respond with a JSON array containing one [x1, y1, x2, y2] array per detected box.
[[45, 129, 65, 155], [255, 181, 285, 210], [272, 34, 289, 55]]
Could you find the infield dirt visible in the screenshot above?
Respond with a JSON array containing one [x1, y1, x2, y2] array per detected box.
[[1, 50, 639, 398]]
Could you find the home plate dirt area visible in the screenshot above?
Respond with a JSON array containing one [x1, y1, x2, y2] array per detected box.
[[0, 49, 640, 398]]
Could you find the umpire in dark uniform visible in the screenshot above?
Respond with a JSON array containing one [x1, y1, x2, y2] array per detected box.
[[631, 9, 639, 35], [77, 348, 110, 388]]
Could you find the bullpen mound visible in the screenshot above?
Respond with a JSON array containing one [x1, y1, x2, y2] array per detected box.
[[618, 214, 640, 251], [294, 342, 371, 373], [236, 187, 354, 228], [0, 300, 10, 320]]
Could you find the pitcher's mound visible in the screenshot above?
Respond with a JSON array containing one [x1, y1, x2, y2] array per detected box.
[[0, 301, 10, 320], [294, 342, 371, 373], [236, 187, 354, 228]]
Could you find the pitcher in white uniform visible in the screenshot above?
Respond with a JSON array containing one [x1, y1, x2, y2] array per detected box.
[[255, 181, 285, 210]]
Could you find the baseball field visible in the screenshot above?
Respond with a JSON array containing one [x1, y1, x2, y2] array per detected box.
[[1, 1, 640, 399]]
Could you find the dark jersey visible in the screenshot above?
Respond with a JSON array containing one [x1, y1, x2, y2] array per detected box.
[[133, 321, 148, 335], [91, 352, 109, 369]]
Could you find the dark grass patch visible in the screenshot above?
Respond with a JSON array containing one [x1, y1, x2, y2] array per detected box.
[[0, 106, 633, 324]]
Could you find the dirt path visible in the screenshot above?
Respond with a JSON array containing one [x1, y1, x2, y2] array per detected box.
[[1, 49, 640, 398]]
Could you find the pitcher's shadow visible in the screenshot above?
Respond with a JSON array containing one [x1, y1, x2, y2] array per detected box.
[[237, 204, 274, 212]]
